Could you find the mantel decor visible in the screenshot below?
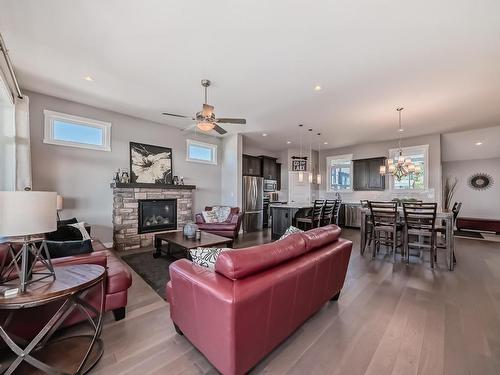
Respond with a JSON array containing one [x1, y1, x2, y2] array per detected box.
[[130, 142, 173, 185]]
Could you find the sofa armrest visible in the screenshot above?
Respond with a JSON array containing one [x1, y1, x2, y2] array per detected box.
[[195, 213, 205, 224], [167, 259, 236, 372], [50, 251, 108, 268]]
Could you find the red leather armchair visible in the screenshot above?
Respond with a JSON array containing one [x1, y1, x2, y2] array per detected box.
[[0, 240, 132, 340], [195, 206, 243, 239], [166, 225, 352, 375]]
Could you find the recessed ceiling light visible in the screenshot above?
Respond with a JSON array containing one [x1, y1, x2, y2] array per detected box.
[[83, 75, 94, 82], [324, 142, 328, 145], [286, 141, 291, 144], [398, 128, 404, 132], [262, 133, 268, 137], [314, 85, 322, 91], [475, 142, 483, 146]]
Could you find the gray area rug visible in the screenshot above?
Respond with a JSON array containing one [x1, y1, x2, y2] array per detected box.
[[122, 251, 178, 300]]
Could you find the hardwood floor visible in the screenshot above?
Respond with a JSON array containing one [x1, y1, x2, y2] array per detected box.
[[88, 229, 500, 375]]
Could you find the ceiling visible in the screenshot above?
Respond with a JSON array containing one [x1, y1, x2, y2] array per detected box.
[[442, 125, 500, 162], [1, 0, 500, 150]]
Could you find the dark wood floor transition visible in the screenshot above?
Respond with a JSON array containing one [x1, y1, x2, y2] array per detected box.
[[87, 228, 500, 375]]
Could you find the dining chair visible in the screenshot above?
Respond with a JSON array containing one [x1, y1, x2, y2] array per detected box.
[[403, 202, 438, 268], [296, 200, 325, 229], [320, 200, 336, 226], [360, 200, 375, 254], [368, 201, 404, 262], [436, 201, 461, 264]]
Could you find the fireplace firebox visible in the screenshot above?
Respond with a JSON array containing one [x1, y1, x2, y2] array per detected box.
[[138, 199, 177, 234]]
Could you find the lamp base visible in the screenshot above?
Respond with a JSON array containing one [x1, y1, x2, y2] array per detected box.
[[0, 239, 56, 293]]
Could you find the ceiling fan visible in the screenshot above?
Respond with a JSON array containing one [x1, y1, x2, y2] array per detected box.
[[162, 79, 246, 135]]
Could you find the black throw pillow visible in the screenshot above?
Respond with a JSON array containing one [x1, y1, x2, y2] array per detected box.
[[45, 239, 93, 259], [57, 217, 78, 227], [46, 225, 83, 241]]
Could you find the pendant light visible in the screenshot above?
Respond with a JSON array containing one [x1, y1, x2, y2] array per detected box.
[[308, 128, 313, 183], [317, 133, 322, 185], [379, 107, 421, 181], [298, 124, 304, 182]]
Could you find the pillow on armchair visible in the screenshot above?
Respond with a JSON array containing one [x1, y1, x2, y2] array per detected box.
[[212, 206, 231, 222], [202, 210, 219, 223]]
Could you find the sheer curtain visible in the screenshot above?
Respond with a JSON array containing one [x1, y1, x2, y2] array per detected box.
[[0, 74, 31, 191]]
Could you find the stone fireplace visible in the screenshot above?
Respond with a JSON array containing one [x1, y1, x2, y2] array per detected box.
[[111, 182, 196, 251]]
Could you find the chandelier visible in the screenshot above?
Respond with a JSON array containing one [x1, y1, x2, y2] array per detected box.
[[379, 108, 421, 181]]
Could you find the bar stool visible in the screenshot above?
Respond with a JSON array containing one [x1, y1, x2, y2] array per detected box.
[[296, 200, 324, 229], [320, 200, 336, 226], [360, 200, 375, 254]]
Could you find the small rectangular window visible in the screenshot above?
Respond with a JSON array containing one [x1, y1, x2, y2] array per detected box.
[[186, 139, 217, 164], [44, 110, 111, 151], [327, 154, 353, 192]]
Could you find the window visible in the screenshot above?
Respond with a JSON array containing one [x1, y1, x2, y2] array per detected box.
[[389, 145, 429, 190], [43, 110, 111, 151], [326, 154, 353, 192], [186, 139, 217, 164]]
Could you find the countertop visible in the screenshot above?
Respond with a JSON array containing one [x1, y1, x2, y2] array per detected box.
[[270, 204, 312, 209]]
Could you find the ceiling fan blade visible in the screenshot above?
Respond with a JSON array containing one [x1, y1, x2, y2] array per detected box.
[[162, 112, 193, 119], [202, 104, 214, 117], [180, 124, 197, 132], [216, 118, 246, 124], [213, 124, 227, 135]]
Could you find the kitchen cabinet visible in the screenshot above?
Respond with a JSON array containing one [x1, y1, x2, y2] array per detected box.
[[353, 157, 386, 191], [243, 154, 262, 176], [276, 163, 282, 191], [260, 156, 279, 180]]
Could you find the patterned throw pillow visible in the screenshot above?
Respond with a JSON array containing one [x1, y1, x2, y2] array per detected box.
[[69, 222, 91, 240], [202, 210, 219, 223], [189, 247, 230, 270], [212, 206, 231, 222], [278, 225, 304, 241]]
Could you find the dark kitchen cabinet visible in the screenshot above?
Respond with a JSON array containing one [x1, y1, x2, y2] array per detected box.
[[260, 156, 278, 180], [353, 157, 386, 191], [276, 163, 282, 191], [243, 154, 262, 176]]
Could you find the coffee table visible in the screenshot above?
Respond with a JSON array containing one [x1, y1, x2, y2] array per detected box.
[[0, 264, 105, 375], [153, 231, 233, 259]]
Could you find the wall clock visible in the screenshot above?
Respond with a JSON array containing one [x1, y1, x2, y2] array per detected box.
[[468, 173, 493, 191]]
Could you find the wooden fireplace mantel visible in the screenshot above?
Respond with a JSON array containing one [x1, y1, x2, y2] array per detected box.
[[110, 182, 196, 190]]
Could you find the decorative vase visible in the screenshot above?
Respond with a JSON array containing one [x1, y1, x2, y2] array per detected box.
[[183, 222, 198, 239]]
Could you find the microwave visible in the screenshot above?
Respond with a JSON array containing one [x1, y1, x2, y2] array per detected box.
[[263, 179, 277, 192]]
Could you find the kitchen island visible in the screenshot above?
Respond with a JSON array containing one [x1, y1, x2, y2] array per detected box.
[[270, 204, 312, 239]]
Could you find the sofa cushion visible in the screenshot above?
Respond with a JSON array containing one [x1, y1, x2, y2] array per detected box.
[[279, 225, 304, 240], [45, 239, 93, 259], [301, 224, 341, 252], [46, 225, 83, 241], [215, 233, 307, 280], [190, 247, 230, 270], [202, 210, 219, 223]]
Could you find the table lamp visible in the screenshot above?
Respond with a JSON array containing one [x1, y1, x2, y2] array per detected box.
[[56, 194, 63, 220], [0, 191, 57, 293]]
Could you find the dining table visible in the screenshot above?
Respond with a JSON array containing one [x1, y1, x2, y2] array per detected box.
[[360, 207, 455, 271]]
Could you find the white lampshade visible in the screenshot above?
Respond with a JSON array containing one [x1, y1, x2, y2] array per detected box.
[[56, 195, 64, 211], [379, 165, 386, 175], [0, 191, 57, 237]]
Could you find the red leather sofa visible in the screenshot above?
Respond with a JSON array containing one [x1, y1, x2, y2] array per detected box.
[[195, 206, 243, 239], [0, 239, 132, 339], [166, 225, 352, 375]]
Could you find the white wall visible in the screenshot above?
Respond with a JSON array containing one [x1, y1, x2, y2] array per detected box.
[[221, 134, 242, 207], [319, 133, 442, 205], [442, 158, 500, 219], [27, 90, 222, 243]]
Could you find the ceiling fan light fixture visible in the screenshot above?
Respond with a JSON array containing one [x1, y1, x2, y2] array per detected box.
[[197, 122, 215, 132]]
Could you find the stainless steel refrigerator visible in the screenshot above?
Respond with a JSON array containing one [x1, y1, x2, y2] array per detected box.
[[243, 176, 263, 232]]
